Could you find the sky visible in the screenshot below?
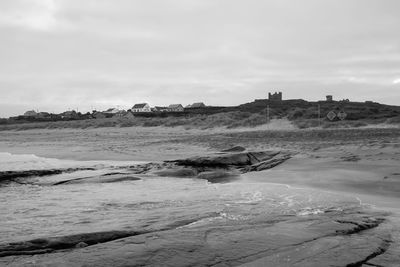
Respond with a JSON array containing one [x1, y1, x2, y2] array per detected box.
[[1, 0, 399, 117]]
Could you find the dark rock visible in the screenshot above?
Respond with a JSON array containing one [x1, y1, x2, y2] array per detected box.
[[75, 242, 88, 248], [0, 168, 96, 183], [101, 172, 126, 176], [197, 170, 240, 183], [245, 153, 292, 172], [335, 217, 386, 235], [99, 176, 141, 183], [53, 175, 141, 185], [341, 154, 361, 162], [0, 230, 142, 256], [152, 168, 197, 178], [221, 146, 246, 153], [171, 151, 281, 169], [172, 153, 250, 168]]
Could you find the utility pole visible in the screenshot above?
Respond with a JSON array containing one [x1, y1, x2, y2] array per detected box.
[[318, 104, 321, 127]]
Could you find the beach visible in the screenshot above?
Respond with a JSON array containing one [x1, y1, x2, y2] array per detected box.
[[0, 126, 399, 266]]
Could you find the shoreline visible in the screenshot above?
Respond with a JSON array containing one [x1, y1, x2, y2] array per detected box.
[[1, 126, 399, 266]]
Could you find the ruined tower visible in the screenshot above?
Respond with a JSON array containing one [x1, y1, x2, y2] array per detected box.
[[268, 91, 282, 101]]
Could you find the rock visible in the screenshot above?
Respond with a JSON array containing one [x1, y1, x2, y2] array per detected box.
[[75, 242, 88, 248], [221, 146, 246, 153], [2, 209, 393, 266], [0, 213, 219, 258], [53, 175, 141, 185], [0, 168, 96, 183], [246, 153, 292, 172], [99, 176, 141, 183], [0, 231, 142, 256], [197, 170, 240, 183], [171, 151, 281, 168], [152, 168, 197, 178], [172, 153, 250, 168], [249, 151, 281, 162]]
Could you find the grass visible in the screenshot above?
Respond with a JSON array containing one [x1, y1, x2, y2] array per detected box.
[[0, 112, 269, 131], [1, 112, 399, 131]]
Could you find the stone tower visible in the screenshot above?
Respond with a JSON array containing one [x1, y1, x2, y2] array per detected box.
[[268, 92, 282, 101]]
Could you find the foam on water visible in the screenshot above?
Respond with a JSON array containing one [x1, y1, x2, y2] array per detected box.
[[0, 152, 143, 172]]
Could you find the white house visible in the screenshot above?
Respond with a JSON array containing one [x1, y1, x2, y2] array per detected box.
[[131, 103, 151, 113]]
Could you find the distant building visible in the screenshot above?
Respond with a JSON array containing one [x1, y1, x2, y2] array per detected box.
[[103, 108, 125, 117], [326, 95, 333, 102], [268, 92, 282, 101], [23, 110, 38, 117], [168, 104, 184, 112], [131, 103, 151, 113], [186, 102, 206, 108], [152, 106, 169, 112]]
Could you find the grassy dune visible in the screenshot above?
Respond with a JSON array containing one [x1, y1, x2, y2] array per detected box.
[[0, 112, 268, 131], [0, 111, 399, 131]]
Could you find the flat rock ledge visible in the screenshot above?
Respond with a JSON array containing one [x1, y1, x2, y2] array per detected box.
[[1, 208, 397, 267]]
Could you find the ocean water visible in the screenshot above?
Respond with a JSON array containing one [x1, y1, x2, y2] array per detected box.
[[0, 152, 361, 244]]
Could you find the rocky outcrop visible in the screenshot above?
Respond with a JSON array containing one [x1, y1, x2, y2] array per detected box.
[[53, 174, 142, 185], [131, 150, 293, 183], [335, 217, 386, 235], [152, 168, 198, 178], [169, 151, 286, 170], [1, 150, 291, 185], [240, 153, 292, 172], [221, 146, 246, 153], [131, 150, 292, 183], [0, 168, 96, 183]]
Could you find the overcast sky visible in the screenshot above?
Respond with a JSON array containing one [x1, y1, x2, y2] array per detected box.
[[1, 0, 399, 117]]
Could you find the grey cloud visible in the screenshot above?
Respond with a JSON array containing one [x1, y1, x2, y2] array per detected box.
[[0, 0, 399, 117]]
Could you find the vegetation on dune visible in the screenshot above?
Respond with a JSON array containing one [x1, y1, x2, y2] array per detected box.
[[0, 106, 399, 131], [0, 112, 270, 131]]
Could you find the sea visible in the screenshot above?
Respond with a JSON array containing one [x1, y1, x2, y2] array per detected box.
[[0, 152, 362, 245]]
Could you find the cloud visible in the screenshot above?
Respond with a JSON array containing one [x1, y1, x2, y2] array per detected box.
[[0, 0, 59, 31], [0, 0, 400, 117]]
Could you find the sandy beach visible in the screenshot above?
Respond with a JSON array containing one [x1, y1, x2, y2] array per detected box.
[[0, 126, 399, 266]]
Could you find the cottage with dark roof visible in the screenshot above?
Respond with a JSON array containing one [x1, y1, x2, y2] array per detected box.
[[168, 104, 184, 112], [185, 102, 206, 108]]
